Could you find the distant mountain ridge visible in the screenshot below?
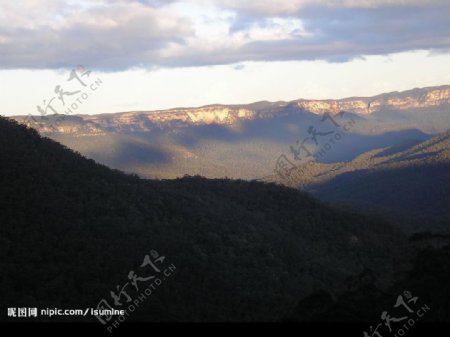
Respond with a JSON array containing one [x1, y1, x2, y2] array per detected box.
[[7, 84, 450, 183], [12, 85, 450, 135], [274, 130, 450, 186]]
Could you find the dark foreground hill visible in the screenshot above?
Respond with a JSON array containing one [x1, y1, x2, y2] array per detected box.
[[285, 243, 450, 323], [0, 116, 410, 322]]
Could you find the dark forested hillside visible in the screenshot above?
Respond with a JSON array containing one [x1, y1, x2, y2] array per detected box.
[[285, 243, 450, 323], [307, 131, 450, 227], [0, 116, 409, 322], [268, 131, 450, 230]]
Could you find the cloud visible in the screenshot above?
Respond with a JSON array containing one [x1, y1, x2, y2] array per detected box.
[[0, 1, 193, 70], [215, 0, 448, 16], [0, 0, 449, 70]]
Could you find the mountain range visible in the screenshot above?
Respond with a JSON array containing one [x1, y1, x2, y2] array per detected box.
[[12, 86, 450, 181], [2, 79, 450, 322], [2, 115, 449, 323], [0, 116, 408, 322], [10, 85, 450, 222], [14, 85, 450, 134]]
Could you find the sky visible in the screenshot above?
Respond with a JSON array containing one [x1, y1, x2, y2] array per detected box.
[[1, 0, 450, 116]]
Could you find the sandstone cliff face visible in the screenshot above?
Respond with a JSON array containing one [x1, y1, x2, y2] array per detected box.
[[296, 87, 450, 115], [14, 85, 450, 134]]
